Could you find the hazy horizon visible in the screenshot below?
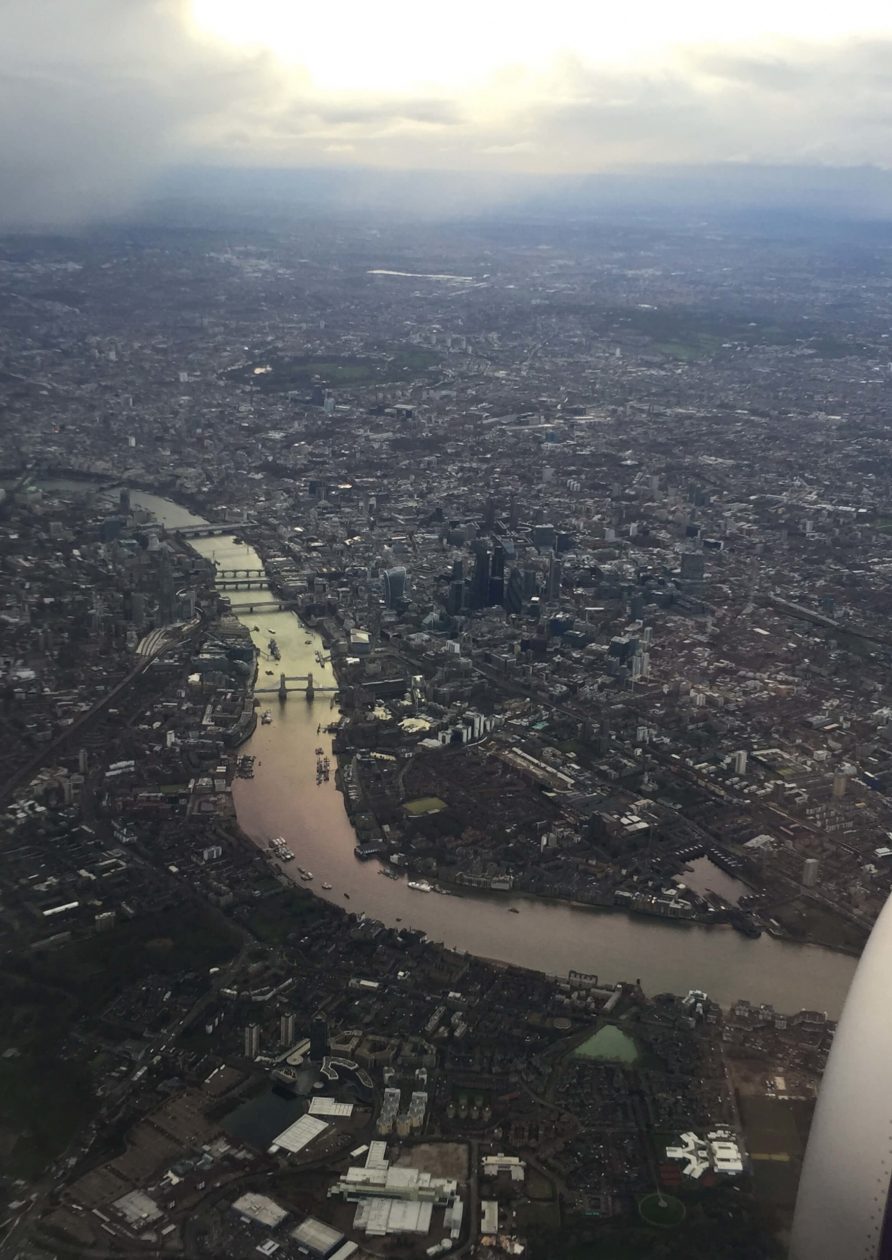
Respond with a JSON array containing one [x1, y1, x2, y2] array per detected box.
[[7, 0, 892, 229]]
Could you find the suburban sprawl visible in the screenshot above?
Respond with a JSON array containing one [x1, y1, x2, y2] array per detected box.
[[2, 204, 891, 1257]]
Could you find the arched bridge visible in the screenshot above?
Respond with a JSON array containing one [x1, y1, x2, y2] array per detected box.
[[217, 577, 268, 590], [175, 523, 238, 538]]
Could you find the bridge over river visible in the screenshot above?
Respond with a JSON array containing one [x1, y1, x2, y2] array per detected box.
[[217, 577, 268, 590], [227, 600, 297, 614], [254, 671, 338, 700], [175, 522, 236, 538]]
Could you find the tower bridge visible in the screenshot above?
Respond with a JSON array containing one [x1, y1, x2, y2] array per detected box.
[[254, 671, 338, 701]]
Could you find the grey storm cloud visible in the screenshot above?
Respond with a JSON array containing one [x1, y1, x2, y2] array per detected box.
[[4, 1, 892, 227], [0, 0, 280, 228], [0, 0, 466, 226]]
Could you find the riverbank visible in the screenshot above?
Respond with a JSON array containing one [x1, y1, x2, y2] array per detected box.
[[38, 474, 852, 946], [239, 539, 767, 941], [36, 475, 860, 1016]]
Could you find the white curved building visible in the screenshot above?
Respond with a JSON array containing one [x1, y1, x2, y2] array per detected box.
[[790, 894, 892, 1259]]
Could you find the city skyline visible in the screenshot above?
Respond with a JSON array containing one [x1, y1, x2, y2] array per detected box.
[[4, 4, 892, 1255]]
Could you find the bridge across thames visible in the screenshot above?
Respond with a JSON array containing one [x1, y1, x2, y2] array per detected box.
[[174, 522, 239, 538], [254, 671, 338, 700], [217, 577, 268, 590], [226, 600, 297, 613]]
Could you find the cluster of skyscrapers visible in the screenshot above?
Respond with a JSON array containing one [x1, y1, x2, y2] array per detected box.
[[443, 537, 564, 617]]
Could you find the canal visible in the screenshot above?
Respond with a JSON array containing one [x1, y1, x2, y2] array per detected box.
[[42, 479, 860, 1015]]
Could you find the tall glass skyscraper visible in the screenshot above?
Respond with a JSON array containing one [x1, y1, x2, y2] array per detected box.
[[382, 566, 407, 608]]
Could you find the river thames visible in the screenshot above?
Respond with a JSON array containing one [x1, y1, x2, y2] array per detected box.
[[45, 480, 860, 1016]]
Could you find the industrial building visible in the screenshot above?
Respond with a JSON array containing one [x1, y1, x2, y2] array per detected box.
[[231, 1193, 289, 1229], [270, 1113, 329, 1155], [328, 1143, 463, 1242], [354, 1197, 433, 1237], [290, 1215, 353, 1259], [308, 1097, 354, 1118], [113, 1190, 162, 1227], [480, 1200, 499, 1234]]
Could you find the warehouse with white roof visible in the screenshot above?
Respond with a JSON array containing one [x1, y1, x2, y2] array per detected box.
[[327, 1142, 464, 1242]]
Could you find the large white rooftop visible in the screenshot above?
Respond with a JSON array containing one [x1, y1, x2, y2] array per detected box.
[[308, 1097, 354, 1117], [291, 1214, 343, 1255], [270, 1113, 329, 1154], [113, 1190, 162, 1226], [354, 1197, 433, 1237], [666, 1127, 744, 1179], [231, 1192, 289, 1229]]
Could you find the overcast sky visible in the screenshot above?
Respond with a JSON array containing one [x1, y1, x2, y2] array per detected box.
[[5, 0, 892, 226]]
